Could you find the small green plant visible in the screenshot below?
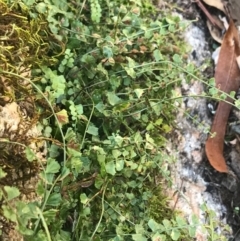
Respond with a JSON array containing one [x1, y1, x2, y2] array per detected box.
[[148, 187, 198, 241], [89, 0, 102, 23], [0, 0, 233, 240], [201, 204, 232, 241]]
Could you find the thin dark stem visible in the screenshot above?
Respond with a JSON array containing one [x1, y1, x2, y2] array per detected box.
[[193, 0, 224, 29]]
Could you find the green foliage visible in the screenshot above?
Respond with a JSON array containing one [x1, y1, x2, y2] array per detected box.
[[200, 204, 232, 241], [147, 216, 198, 241], [90, 0, 102, 23], [0, 0, 232, 240], [148, 188, 198, 241]]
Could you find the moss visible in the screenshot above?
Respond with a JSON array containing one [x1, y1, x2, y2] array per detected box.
[[0, 1, 63, 69], [0, 0, 64, 214], [148, 187, 193, 241], [148, 187, 174, 222]]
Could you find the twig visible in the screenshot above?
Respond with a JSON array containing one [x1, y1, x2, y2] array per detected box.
[[90, 181, 108, 240], [193, 0, 223, 30]]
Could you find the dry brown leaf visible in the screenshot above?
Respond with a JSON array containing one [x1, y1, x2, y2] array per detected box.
[[205, 19, 240, 172], [202, 0, 225, 12]]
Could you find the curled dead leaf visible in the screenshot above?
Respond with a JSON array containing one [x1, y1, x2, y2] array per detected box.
[[202, 0, 225, 12], [205, 19, 240, 172], [206, 20, 223, 43], [56, 109, 69, 126]]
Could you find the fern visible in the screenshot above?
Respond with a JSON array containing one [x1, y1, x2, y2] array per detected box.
[[89, 0, 102, 23]]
